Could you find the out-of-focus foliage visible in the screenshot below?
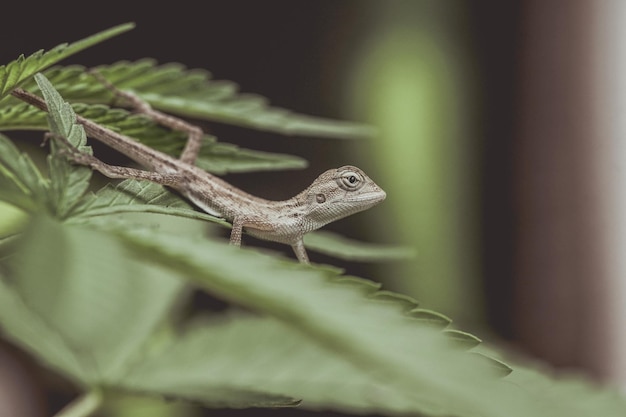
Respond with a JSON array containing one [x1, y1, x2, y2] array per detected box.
[[0, 24, 624, 417], [346, 2, 482, 322]]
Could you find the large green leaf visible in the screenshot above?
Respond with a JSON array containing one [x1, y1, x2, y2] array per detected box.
[[304, 230, 415, 261], [120, 228, 546, 417], [0, 216, 296, 409], [0, 101, 307, 173], [120, 229, 626, 417], [122, 315, 421, 414], [0, 23, 134, 100], [4, 216, 185, 385], [10, 61, 374, 139], [2, 215, 625, 416], [128, 314, 626, 416]]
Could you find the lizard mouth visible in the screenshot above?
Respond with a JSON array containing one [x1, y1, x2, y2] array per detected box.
[[344, 190, 386, 204]]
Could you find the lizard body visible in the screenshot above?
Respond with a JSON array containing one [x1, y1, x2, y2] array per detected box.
[[13, 86, 386, 263]]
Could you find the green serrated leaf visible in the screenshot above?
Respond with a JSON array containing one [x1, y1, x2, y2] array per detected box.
[[370, 290, 419, 311], [102, 60, 375, 138], [304, 230, 415, 262], [332, 275, 382, 294], [69, 179, 229, 228], [0, 215, 302, 408], [10, 61, 374, 139], [35, 73, 87, 148], [35, 73, 93, 218], [469, 352, 513, 378], [0, 101, 48, 130], [46, 151, 92, 219], [409, 308, 452, 328], [0, 101, 307, 174], [0, 23, 134, 99], [444, 329, 482, 350], [122, 315, 428, 414], [120, 228, 547, 417], [195, 140, 306, 174], [3, 217, 625, 416]]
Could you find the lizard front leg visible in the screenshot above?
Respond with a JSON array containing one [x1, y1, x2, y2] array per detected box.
[[291, 239, 310, 264], [54, 134, 182, 186], [229, 218, 311, 264]]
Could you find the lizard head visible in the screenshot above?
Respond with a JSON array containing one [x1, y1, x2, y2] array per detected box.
[[299, 165, 386, 229]]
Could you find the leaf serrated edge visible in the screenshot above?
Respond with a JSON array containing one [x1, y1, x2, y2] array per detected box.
[[0, 23, 134, 99], [7, 60, 374, 139]]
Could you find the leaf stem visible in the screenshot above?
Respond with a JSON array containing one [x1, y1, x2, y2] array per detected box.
[[54, 389, 103, 417]]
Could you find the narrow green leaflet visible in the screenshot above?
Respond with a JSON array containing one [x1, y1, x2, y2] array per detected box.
[[36, 73, 88, 146], [194, 140, 306, 174], [0, 23, 134, 99], [0, 101, 48, 130], [78, 179, 194, 212], [69, 179, 229, 228], [35, 73, 93, 218], [0, 102, 307, 173], [12, 61, 374, 139], [0, 101, 186, 147], [304, 230, 415, 261]]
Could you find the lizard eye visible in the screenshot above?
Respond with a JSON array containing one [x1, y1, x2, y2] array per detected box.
[[316, 193, 326, 203], [338, 170, 364, 191]]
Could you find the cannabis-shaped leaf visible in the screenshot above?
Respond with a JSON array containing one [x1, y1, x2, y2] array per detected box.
[[0, 216, 298, 409], [0, 23, 134, 100], [2, 214, 626, 417], [6, 61, 374, 139], [0, 101, 308, 174]]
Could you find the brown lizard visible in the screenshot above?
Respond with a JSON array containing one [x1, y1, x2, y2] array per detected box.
[[12, 79, 386, 263]]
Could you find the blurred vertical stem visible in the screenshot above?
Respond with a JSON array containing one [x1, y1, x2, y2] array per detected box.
[[346, 2, 482, 323], [54, 389, 102, 417]]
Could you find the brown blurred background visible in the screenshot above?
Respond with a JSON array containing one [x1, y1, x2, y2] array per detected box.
[[1, 1, 625, 415]]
